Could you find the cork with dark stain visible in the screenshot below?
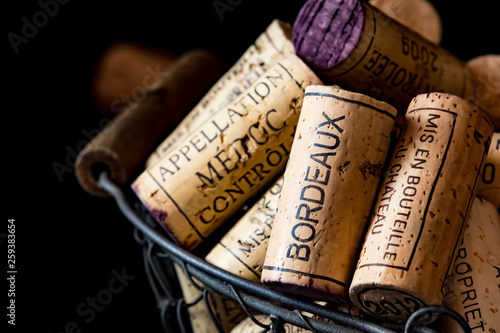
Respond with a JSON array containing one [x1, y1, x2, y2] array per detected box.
[[359, 161, 382, 180]]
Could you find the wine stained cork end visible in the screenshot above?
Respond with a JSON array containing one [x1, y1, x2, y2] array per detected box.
[[293, 0, 364, 70], [261, 275, 349, 303]]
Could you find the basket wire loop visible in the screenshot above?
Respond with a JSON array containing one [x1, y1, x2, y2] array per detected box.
[[175, 299, 188, 333], [99, 171, 471, 333], [404, 306, 472, 333], [228, 283, 271, 330], [179, 261, 205, 293], [202, 289, 225, 333]]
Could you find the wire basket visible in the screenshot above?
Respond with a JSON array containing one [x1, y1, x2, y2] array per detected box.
[[98, 171, 472, 333]]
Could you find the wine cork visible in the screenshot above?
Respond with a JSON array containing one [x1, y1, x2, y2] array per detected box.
[[205, 175, 284, 283], [261, 85, 397, 302], [145, 19, 295, 167], [292, 0, 474, 112], [466, 54, 500, 130], [132, 55, 322, 250], [368, 0, 442, 44], [349, 92, 494, 322], [477, 132, 500, 209], [173, 263, 246, 332], [75, 49, 223, 197], [91, 41, 177, 115], [440, 198, 500, 333]]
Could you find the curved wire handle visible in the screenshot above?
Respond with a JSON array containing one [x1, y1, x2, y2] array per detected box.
[[98, 171, 472, 333]]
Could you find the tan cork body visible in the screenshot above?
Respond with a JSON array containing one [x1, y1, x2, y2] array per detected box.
[[261, 85, 397, 302], [132, 55, 322, 250], [145, 19, 294, 167], [466, 55, 500, 130], [349, 92, 494, 322], [368, 0, 442, 44], [315, 1, 474, 112], [440, 198, 500, 332], [205, 175, 284, 283], [477, 132, 500, 209]]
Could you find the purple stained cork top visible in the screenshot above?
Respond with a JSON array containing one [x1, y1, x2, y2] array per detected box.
[[293, 0, 364, 70]]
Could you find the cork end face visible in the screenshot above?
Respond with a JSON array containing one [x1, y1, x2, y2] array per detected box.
[[293, 0, 364, 70], [75, 146, 127, 197], [349, 285, 432, 322], [466, 54, 500, 130]]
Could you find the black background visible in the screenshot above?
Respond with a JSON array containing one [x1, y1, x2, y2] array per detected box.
[[3, 1, 499, 332]]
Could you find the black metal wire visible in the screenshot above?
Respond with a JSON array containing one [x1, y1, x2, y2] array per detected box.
[[293, 309, 318, 333], [228, 284, 270, 330], [202, 289, 225, 333], [98, 172, 393, 333], [405, 306, 471, 333], [98, 171, 472, 333]]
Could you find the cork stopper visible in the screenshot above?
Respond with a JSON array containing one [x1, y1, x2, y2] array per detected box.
[[369, 0, 442, 44], [477, 132, 500, 209], [441, 198, 500, 332], [467, 54, 500, 130], [132, 55, 322, 250], [293, 0, 364, 70], [262, 85, 397, 302], [76, 49, 223, 196], [291, 0, 474, 112], [349, 92, 494, 322]]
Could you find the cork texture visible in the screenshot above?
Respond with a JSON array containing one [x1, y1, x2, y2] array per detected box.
[[349, 92, 494, 322], [145, 19, 294, 167], [261, 85, 397, 302], [293, 0, 474, 112], [132, 55, 322, 250], [75, 49, 222, 196], [476, 132, 500, 208], [369, 0, 442, 44], [205, 175, 284, 283], [466, 55, 500, 130], [441, 198, 500, 332]]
